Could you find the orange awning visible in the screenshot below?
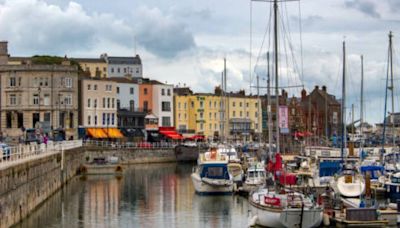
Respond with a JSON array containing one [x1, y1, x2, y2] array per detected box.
[[87, 128, 108, 138], [104, 128, 124, 138]]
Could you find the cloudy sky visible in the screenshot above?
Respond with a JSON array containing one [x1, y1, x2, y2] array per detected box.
[[0, 0, 400, 124]]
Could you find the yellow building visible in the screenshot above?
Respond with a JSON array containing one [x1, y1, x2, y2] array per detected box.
[[225, 91, 262, 141], [74, 58, 108, 78], [174, 87, 262, 141]]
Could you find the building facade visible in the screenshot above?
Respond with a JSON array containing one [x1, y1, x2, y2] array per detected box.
[[174, 87, 262, 141], [226, 91, 262, 141], [0, 42, 79, 141], [74, 58, 107, 78], [112, 78, 140, 110], [79, 78, 117, 128], [107, 55, 142, 78], [152, 82, 174, 127], [300, 86, 341, 138]]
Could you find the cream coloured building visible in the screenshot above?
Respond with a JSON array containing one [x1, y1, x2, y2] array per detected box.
[[79, 78, 118, 128], [74, 58, 108, 78], [0, 42, 79, 141]]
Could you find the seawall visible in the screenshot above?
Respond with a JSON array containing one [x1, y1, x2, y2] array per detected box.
[[0, 146, 177, 228]]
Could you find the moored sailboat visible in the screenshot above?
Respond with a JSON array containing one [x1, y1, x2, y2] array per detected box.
[[248, 0, 322, 226]]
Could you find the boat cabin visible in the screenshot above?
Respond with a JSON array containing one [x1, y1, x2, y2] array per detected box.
[[199, 164, 230, 180]]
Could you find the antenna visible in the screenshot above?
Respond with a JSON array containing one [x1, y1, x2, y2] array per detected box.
[[134, 35, 137, 55]]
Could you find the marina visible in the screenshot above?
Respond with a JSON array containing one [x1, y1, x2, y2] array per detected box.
[[1, 0, 400, 227]]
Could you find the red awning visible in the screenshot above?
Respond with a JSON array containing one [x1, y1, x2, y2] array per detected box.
[[159, 127, 183, 140], [186, 135, 205, 140]]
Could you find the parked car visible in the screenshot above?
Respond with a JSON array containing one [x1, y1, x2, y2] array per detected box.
[[1, 143, 11, 161], [25, 128, 41, 144]]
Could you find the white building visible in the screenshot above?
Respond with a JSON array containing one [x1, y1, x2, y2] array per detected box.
[[151, 82, 174, 127], [105, 55, 142, 78], [110, 77, 140, 110]]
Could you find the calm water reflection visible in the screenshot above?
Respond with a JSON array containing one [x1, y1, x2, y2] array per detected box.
[[14, 163, 250, 228]]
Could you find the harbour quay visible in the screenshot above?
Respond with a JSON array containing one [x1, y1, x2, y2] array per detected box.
[[0, 140, 181, 228]]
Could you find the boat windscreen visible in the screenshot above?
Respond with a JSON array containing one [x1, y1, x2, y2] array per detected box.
[[201, 166, 229, 179]]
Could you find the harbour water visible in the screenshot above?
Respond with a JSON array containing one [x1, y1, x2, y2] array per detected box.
[[14, 163, 250, 228]]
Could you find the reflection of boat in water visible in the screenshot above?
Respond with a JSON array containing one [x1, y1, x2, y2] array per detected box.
[[80, 157, 124, 176], [191, 147, 233, 195], [175, 142, 208, 162]]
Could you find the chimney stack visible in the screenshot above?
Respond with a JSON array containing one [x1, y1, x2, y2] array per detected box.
[[322, 85, 327, 92], [301, 89, 307, 101], [0, 41, 9, 65]]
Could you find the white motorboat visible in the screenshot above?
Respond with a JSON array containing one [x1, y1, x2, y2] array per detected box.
[[191, 148, 233, 195], [249, 188, 323, 228], [227, 163, 244, 187], [243, 162, 266, 193], [217, 145, 240, 162]]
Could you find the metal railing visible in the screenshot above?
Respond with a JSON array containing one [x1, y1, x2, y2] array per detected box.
[[0, 140, 83, 166], [83, 140, 178, 149]]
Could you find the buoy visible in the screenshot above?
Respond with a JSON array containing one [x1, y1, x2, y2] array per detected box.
[[323, 213, 330, 226], [248, 215, 258, 227]]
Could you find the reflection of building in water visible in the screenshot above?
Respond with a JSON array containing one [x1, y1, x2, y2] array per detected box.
[[175, 164, 194, 213], [83, 177, 122, 226]]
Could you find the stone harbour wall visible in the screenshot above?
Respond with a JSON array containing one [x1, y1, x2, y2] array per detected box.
[[83, 146, 177, 164], [0, 147, 85, 228], [0, 146, 176, 228]]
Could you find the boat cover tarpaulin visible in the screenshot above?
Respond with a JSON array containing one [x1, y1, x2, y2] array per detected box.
[[200, 163, 229, 180], [319, 161, 341, 177], [360, 165, 384, 180], [278, 172, 297, 185], [267, 153, 283, 172]]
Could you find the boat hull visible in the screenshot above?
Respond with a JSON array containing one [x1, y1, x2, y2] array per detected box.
[[249, 199, 323, 228], [331, 176, 365, 198], [384, 183, 400, 203], [191, 173, 233, 195], [175, 145, 207, 162]]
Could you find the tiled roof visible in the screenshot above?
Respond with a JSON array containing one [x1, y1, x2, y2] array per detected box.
[[107, 55, 141, 65], [72, 58, 106, 63]]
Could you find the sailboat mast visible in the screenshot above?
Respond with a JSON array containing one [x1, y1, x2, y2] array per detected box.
[[389, 31, 395, 146], [267, 52, 273, 158], [360, 55, 364, 151], [274, 0, 280, 154], [341, 41, 346, 162]]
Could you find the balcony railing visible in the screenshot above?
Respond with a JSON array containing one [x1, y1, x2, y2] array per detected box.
[[84, 140, 178, 149], [177, 129, 196, 134], [118, 107, 151, 113]]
